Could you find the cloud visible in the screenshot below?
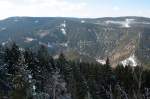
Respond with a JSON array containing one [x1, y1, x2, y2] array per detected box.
[[0, 0, 88, 19], [0, 0, 150, 19]]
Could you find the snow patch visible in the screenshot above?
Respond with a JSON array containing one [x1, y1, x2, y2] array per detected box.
[[24, 37, 36, 43], [123, 19, 134, 28], [38, 31, 49, 38], [121, 54, 137, 67], [81, 20, 85, 23], [60, 20, 66, 28], [39, 42, 54, 48], [48, 42, 53, 48], [60, 42, 68, 47], [2, 42, 6, 46], [96, 58, 106, 65], [19, 48, 25, 51], [61, 28, 66, 35], [53, 55, 59, 59], [0, 27, 7, 31], [14, 19, 19, 22], [34, 20, 39, 23], [2, 42, 7, 46], [39, 41, 47, 46], [60, 21, 67, 35], [105, 18, 135, 28], [28, 74, 32, 79], [2, 41, 8, 46], [33, 85, 36, 90]]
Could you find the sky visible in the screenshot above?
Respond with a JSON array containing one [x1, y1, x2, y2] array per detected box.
[[0, 0, 150, 19]]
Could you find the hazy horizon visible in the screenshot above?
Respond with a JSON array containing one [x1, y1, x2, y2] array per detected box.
[[1, 15, 150, 20], [0, 0, 150, 19]]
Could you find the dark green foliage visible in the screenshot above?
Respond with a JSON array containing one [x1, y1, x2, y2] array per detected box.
[[0, 44, 150, 99], [4, 43, 21, 75], [72, 63, 88, 99]]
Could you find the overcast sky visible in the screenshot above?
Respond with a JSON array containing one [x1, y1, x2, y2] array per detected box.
[[0, 0, 150, 19]]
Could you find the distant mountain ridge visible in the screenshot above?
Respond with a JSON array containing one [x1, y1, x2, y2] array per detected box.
[[0, 16, 149, 67]]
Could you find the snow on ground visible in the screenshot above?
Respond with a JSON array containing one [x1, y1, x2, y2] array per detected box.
[[34, 20, 39, 23], [14, 19, 19, 22], [123, 19, 130, 28], [61, 28, 67, 35], [28, 74, 32, 79], [60, 21, 67, 35], [96, 58, 106, 65], [39, 32, 49, 38], [60, 21, 66, 28], [33, 85, 36, 90], [39, 41, 48, 47], [105, 18, 135, 28], [81, 20, 85, 23], [24, 37, 36, 43], [2, 41, 9, 46], [0, 27, 7, 31], [39, 42, 54, 48], [60, 42, 68, 47], [123, 19, 134, 28], [19, 48, 25, 51], [48, 42, 53, 48], [53, 55, 59, 59], [142, 22, 150, 24], [121, 54, 137, 67]]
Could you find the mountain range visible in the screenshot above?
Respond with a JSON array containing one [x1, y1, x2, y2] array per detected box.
[[0, 16, 149, 67]]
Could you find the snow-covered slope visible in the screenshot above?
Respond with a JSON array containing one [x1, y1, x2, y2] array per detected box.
[[121, 54, 137, 67]]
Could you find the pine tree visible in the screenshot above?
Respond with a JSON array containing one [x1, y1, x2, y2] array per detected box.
[[4, 43, 21, 75], [11, 50, 28, 99], [58, 53, 66, 74], [37, 45, 52, 72], [72, 63, 88, 99]]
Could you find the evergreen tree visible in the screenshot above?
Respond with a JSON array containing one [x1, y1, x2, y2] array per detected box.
[[72, 63, 88, 99], [37, 45, 52, 72], [4, 43, 21, 75]]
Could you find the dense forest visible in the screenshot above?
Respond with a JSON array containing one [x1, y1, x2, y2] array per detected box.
[[0, 43, 150, 99]]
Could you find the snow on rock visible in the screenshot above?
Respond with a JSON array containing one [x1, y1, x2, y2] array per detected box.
[[121, 54, 137, 67], [96, 58, 106, 65], [24, 37, 36, 43]]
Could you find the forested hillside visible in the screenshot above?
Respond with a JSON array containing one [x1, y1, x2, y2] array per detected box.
[[0, 43, 150, 99], [0, 17, 150, 67]]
